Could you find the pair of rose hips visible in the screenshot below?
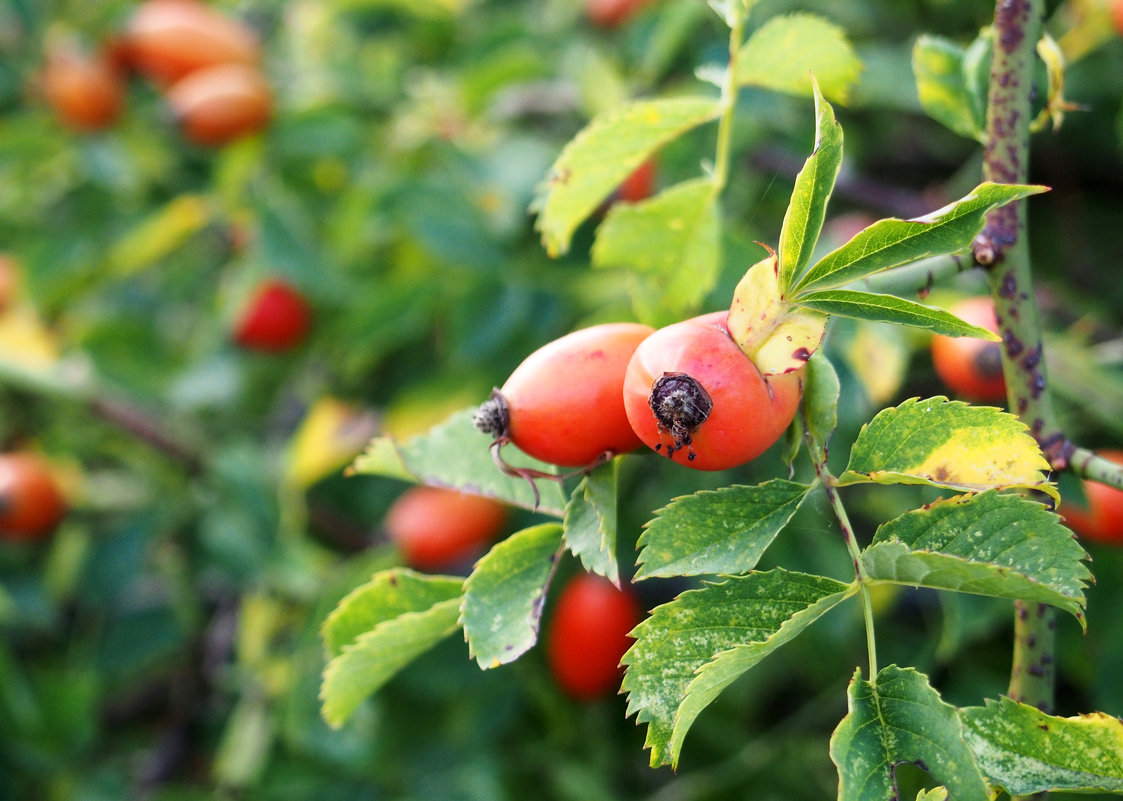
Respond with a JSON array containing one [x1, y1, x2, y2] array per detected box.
[[475, 311, 804, 472]]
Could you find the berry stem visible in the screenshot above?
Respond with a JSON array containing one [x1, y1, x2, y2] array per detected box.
[[710, 2, 746, 194]]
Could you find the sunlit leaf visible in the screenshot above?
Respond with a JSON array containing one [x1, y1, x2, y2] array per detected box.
[[350, 408, 568, 516], [285, 397, 379, 489], [623, 570, 851, 767], [107, 194, 212, 277], [635, 480, 811, 579], [961, 696, 1123, 794], [736, 14, 862, 103], [793, 183, 1048, 294], [535, 97, 721, 256], [830, 665, 989, 801], [461, 523, 563, 669], [839, 397, 1057, 501], [862, 491, 1090, 625], [778, 80, 843, 290], [795, 290, 1001, 338], [592, 178, 721, 325], [563, 462, 621, 585]]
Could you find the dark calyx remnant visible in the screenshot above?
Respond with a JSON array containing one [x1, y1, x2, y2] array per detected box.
[[649, 372, 712, 461], [473, 389, 510, 439]]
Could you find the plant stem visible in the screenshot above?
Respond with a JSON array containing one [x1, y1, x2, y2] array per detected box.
[[811, 457, 878, 680], [710, 3, 746, 193], [978, 0, 1058, 721]]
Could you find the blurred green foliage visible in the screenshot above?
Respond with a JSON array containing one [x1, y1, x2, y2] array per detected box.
[[2, 0, 1123, 798]]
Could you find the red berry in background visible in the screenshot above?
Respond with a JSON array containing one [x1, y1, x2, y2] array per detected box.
[[623, 311, 804, 471], [384, 486, 508, 572], [0, 254, 20, 314], [930, 296, 1006, 403], [165, 63, 272, 147], [40, 42, 124, 133], [124, 0, 261, 87], [1061, 450, 1123, 545], [233, 279, 312, 352], [1113, 0, 1123, 37], [616, 160, 656, 203], [586, 0, 652, 27], [474, 322, 655, 467], [0, 452, 67, 542], [546, 573, 641, 701]]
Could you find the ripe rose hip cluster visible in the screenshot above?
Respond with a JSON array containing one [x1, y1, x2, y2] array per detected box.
[[40, 0, 271, 146], [474, 311, 803, 473]]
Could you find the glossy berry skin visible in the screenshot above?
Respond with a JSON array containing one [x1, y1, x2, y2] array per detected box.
[[41, 45, 124, 133], [586, 0, 652, 27], [477, 322, 654, 467], [623, 311, 803, 470], [930, 296, 1006, 403], [165, 63, 272, 147], [0, 453, 67, 542], [385, 486, 507, 572], [1061, 450, 1123, 545], [125, 0, 260, 87], [233, 279, 311, 352], [546, 573, 641, 701]]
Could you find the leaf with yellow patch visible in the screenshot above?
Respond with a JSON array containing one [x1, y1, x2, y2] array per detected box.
[[727, 252, 827, 375], [838, 397, 1057, 501]]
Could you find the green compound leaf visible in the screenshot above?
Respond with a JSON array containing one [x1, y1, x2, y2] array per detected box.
[[830, 665, 990, 801], [839, 397, 1057, 502], [778, 81, 843, 291], [563, 462, 621, 586], [535, 97, 721, 257], [912, 35, 986, 142], [793, 182, 1047, 294], [961, 696, 1123, 795], [635, 480, 811, 580], [320, 570, 464, 728], [736, 13, 862, 104], [322, 568, 463, 658], [862, 492, 1090, 626], [350, 408, 568, 517], [461, 523, 564, 669], [592, 178, 721, 326], [795, 290, 1001, 339], [623, 570, 852, 767]]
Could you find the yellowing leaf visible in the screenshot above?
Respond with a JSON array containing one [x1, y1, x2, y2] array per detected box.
[[840, 397, 1057, 501], [108, 195, 212, 277], [285, 397, 379, 489], [0, 305, 60, 370], [736, 14, 862, 103], [727, 252, 826, 375]]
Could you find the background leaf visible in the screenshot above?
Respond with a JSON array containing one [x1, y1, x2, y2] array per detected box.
[[961, 697, 1123, 795], [623, 570, 851, 767], [912, 35, 985, 141], [839, 397, 1056, 500], [350, 408, 568, 516], [793, 183, 1047, 293], [829, 665, 990, 801], [635, 480, 810, 579], [736, 13, 862, 103], [563, 462, 621, 585], [592, 178, 721, 325], [862, 492, 1090, 625], [535, 97, 721, 256], [320, 597, 462, 728], [321, 568, 463, 658], [460, 523, 564, 669]]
